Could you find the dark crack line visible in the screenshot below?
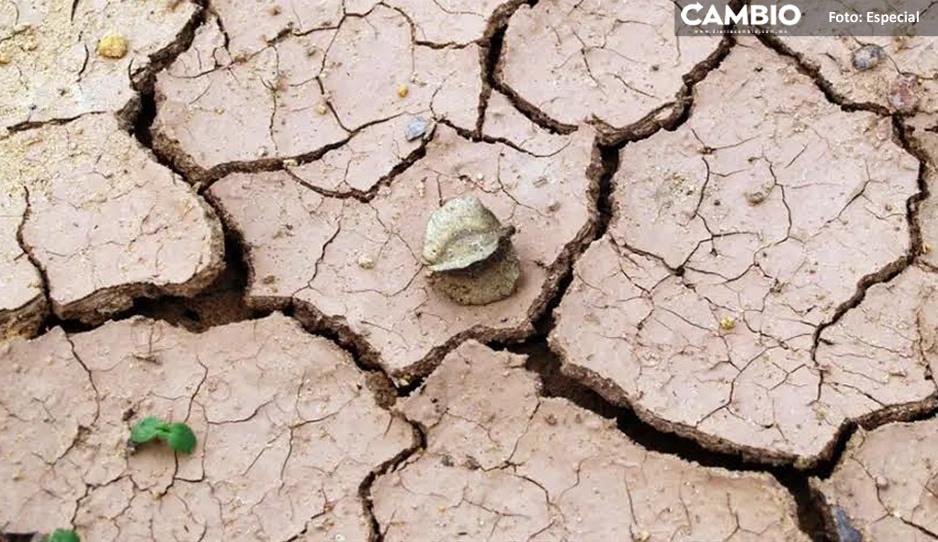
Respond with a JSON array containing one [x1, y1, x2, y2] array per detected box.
[[809, 116, 930, 363], [284, 134, 430, 204], [756, 34, 891, 116], [15, 187, 52, 317], [486, 2, 736, 144], [475, 0, 529, 136], [5, 115, 90, 135], [437, 118, 569, 158], [484, 4, 579, 135], [359, 419, 426, 542]]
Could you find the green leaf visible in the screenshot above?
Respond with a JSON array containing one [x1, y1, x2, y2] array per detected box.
[[165, 422, 197, 453], [46, 529, 81, 542], [130, 416, 169, 444]]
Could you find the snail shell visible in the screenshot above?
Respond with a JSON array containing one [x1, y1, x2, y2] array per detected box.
[[422, 196, 514, 272]]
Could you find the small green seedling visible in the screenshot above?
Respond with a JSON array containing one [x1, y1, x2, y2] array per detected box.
[[130, 416, 197, 453], [45, 529, 80, 542]]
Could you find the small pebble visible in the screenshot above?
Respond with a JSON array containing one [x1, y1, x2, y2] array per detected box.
[[404, 116, 429, 141], [0, 51, 10, 64], [746, 191, 766, 205], [282, 158, 298, 167], [851, 44, 884, 71], [719, 316, 736, 331], [317, 104, 329, 115], [397, 84, 409, 98], [357, 255, 375, 269], [97, 32, 128, 59], [888, 74, 919, 114]]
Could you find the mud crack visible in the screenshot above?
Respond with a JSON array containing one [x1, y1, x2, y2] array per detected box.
[[757, 34, 893, 116], [369, 341, 809, 541]]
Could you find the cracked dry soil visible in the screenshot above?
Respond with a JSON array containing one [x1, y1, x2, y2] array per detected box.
[[2, 1, 938, 541]]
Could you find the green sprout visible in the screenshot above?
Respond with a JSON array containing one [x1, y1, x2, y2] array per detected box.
[[130, 416, 197, 454], [45, 529, 80, 542]]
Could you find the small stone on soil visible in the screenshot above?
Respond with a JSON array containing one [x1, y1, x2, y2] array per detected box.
[[97, 33, 128, 59], [888, 74, 920, 114], [851, 44, 885, 71], [405, 117, 430, 141]]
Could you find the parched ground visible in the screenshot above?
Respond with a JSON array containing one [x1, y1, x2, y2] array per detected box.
[[2, 1, 938, 541], [551, 41, 932, 468]]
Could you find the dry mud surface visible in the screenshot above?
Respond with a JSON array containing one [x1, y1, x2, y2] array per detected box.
[[373, 341, 806, 541], [3, 1, 938, 541], [551, 41, 936, 467], [0, 314, 414, 540]]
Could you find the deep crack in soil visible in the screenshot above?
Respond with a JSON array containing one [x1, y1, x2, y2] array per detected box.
[[756, 34, 893, 116]]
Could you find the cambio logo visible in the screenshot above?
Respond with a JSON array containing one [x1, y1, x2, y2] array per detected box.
[[681, 3, 802, 26]]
